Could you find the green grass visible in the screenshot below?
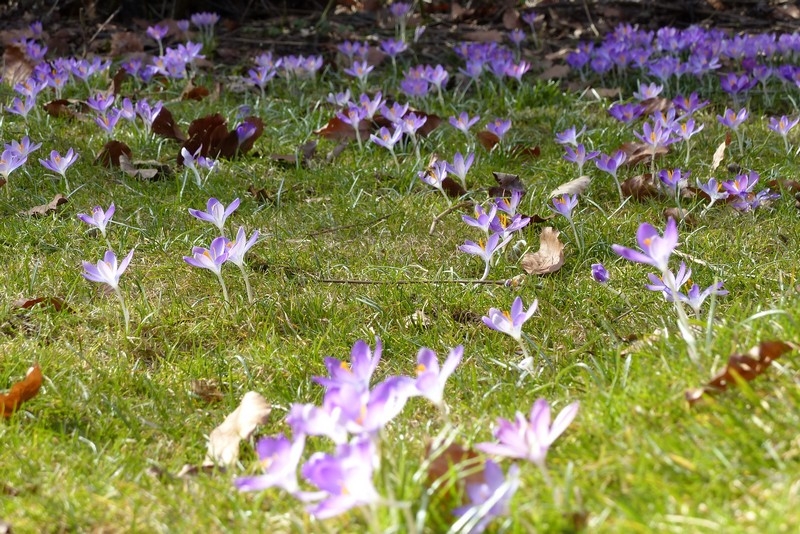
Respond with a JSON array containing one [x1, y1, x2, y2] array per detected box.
[[2, 39, 800, 534]]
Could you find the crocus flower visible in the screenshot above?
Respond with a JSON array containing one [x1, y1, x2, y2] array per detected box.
[[78, 203, 115, 239], [698, 177, 730, 209], [418, 160, 448, 196], [414, 346, 463, 406], [681, 282, 728, 317], [489, 213, 530, 239], [324, 376, 416, 437], [767, 115, 799, 153], [646, 261, 691, 302], [486, 118, 512, 140], [183, 236, 231, 302], [482, 296, 538, 342], [314, 338, 382, 394], [477, 398, 579, 470], [495, 190, 523, 217], [722, 171, 759, 197], [608, 102, 644, 124], [657, 168, 689, 194], [343, 60, 374, 85], [717, 107, 748, 130], [378, 101, 408, 123], [460, 233, 514, 280], [286, 403, 348, 444], [234, 433, 306, 494], [446, 151, 474, 189], [632, 81, 663, 100], [0, 149, 27, 183], [82, 249, 134, 291], [562, 143, 599, 175], [672, 92, 708, 115], [462, 204, 497, 235], [5, 136, 41, 158], [301, 439, 380, 519], [550, 194, 578, 221], [591, 263, 609, 283], [369, 125, 403, 151], [225, 226, 259, 302], [611, 217, 678, 273], [555, 126, 586, 146], [449, 112, 480, 135], [358, 91, 384, 119], [188, 197, 240, 234], [39, 148, 79, 185], [190, 11, 220, 28], [451, 461, 520, 534]]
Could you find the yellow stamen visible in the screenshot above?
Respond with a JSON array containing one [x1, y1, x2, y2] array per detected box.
[[415, 363, 426, 375]]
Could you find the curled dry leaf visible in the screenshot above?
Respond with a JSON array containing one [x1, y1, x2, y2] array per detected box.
[[711, 140, 727, 171], [2, 44, 35, 86], [204, 391, 271, 466], [1, 364, 43, 418], [441, 177, 468, 198], [621, 173, 661, 200], [97, 140, 133, 168], [619, 142, 669, 166], [20, 194, 67, 216], [0, 177, 6, 189], [476, 130, 500, 151], [488, 171, 526, 198], [43, 99, 88, 119], [270, 140, 318, 167], [663, 207, 696, 226], [549, 175, 590, 198], [685, 341, 797, 404], [521, 227, 565, 275], [12, 296, 71, 313], [118, 154, 165, 181], [151, 107, 186, 141], [190, 379, 224, 403], [768, 178, 800, 195], [314, 116, 371, 142]]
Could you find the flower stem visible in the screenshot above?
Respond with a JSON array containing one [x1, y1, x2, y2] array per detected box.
[[662, 268, 699, 366], [568, 219, 583, 253], [216, 273, 230, 303], [238, 263, 254, 303], [114, 288, 130, 335]]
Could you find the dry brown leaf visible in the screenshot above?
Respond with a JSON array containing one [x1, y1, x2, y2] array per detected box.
[[549, 176, 590, 198], [686, 341, 797, 404], [97, 140, 133, 168], [1, 364, 43, 418], [640, 97, 671, 116], [20, 194, 67, 216], [426, 442, 485, 488], [710, 140, 727, 171], [767, 179, 800, 195], [43, 98, 88, 120], [663, 207, 696, 227], [621, 173, 662, 200], [118, 154, 162, 181], [521, 227, 565, 275], [2, 45, 35, 87], [151, 107, 186, 141], [204, 391, 271, 466], [476, 130, 500, 151], [191, 379, 224, 403], [314, 116, 371, 142], [538, 64, 570, 81], [12, 296, 71, 313], [619, 142, 669, 166], [511, 145, 541, 159], [0, 177, 6, 189], [488, 171, 526, 198]]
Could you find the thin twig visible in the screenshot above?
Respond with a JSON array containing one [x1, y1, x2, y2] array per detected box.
[[313, 277, 509, 285], [88, 6, 121, 50], [429, 200, 473, 235]]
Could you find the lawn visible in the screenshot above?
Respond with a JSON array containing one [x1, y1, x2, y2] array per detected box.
[[2, 6, 800, 533]]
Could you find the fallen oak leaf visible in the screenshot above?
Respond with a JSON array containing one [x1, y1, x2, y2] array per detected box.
[[43, 98, 89, 120], [1, 364, 43, 418], [314, 116, 371, 142], [151, 107, 186, 141], [619, 142, 669, 166], [521, 227, 565, 275], [685, 341, 797, 404], [476, 130, 499, 151], [20, 194, 67, 216], [204, 391, 271, 466], [118, 154, 163, 181]]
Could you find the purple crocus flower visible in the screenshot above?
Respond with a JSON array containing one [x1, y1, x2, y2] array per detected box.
[[325, 376, 416, 437], [646, 261, 691, 302], [486, 118, 512, 140], [313, 338, 382, 394], [82, 249, 134, 291], [287, 403, 348, 444], [451, 461, 520, 534], [369, 125, 403, 150], [400, 77, 430, 98], [460, 233, 514, 280], [5, 96, 35, 118], [682, 282, 728, 316], [418, 160, 448, 193], [446, 151, 475, 188], [768, 115, 799, 136], [183, 237, 229, 276], [449, 112, 480, 135], [698, 177, 730, 207], [591, 263, 609, 283], [722, 171, 759, 197], [476, 398, 579, 469], [188, 198, 240, 233], [77, 203, 115, 242], [146, 23, 169, 42], [388, 1, 412, 20], [550, 194, 578, 221], [608, 102, 645, 124], [343, 60, 374, 84], [301, 439, 380, 519], [95, 109, 121, 136], [555, 126, 586, 146], [719, 72, 756, 95], [462, 204, 498, 235], [358, 91, 384, 119], [190, 11, 220, 28], [562, 144, 599, 174], [86, 93, 116, 114], [414, 345, 463, 406], [482, 296, 538, 342], [234, 433, 306, 494], [731, 189, 780, 212], [595, 150, 627, 178], [611, 217, 678, 273], [495, 190, 523, 216], [672, 92, 709, 115], [632, 81, 663, 100], [225, 226, 259, 267], [5, 136, 41, 159], [380, 37, 408, 58], [657, 168, 689, 193], [39, 148, 78, 178], [0, 149, 27, 182], [489, 213, 530, 238], [327, 89, 352, 107], [717, 107, 748, 130], [379, 101, 408, 124]]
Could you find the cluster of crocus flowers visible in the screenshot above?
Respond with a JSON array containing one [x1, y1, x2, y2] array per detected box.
[[459, 194, 530, 280], [235, 338, 463, 520], [185, 198, 259, 303]]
